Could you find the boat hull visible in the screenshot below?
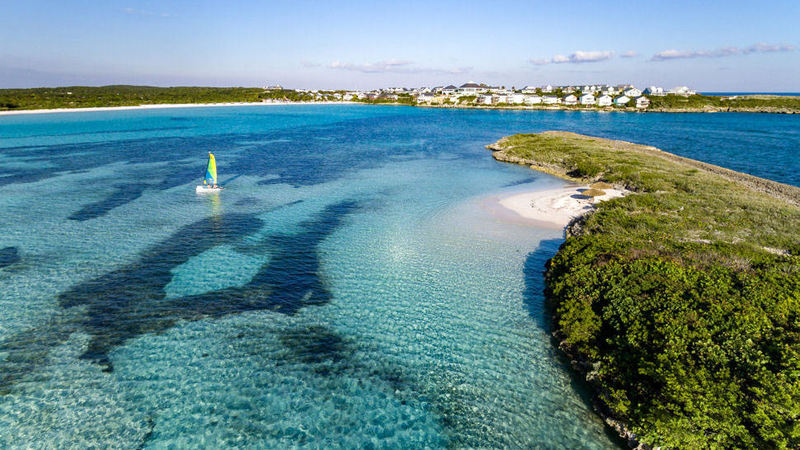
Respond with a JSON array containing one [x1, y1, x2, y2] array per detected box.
[[196, 185, 222, 194]]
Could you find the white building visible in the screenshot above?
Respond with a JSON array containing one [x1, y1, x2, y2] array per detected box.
[[579, 94, 596, 105], [542, 95, 560, 104], [494, 95, 508, 104], [668, 86, 696, 96], [635, 96, 650, 108], [476, 94, 493, 105], [563, 94, 578, 106], [623, 88, 642, 98], [490, 87, 512, 95], [541, 85, 554, 93], [416, 93, 436, 103], [521, 86, 538, 94], [643, 86, 664, 96], [442, 85, 458, 95], [508, 94, 525, 104], [614, 95, 631, 106], [524, 95, 543, 105], [459, 82, 485, 94], [597, 95, 613, 106]]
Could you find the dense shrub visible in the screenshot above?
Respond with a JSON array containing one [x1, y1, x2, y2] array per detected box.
[[496, 132, 800, 448]]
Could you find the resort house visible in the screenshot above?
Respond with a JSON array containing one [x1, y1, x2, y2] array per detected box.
[[442, 85, 458, 95], [635, 96, 651, 108], [476, 94, 493, 105], [623, 87, 642, 98], [644, 86, 665, 96], [563, 94, 578, 106], [459, 82, 485, 94], [597, 95, 613, 106], [668, 86, 696, 95], [579, 94, 596, 105], [614, 95, 631, 106], [521, 86, 538, 94], [524, 95, 543, 105], [416, 93, 436, 103], [542, 95, 560, 105], [508, 94, 525, 104]]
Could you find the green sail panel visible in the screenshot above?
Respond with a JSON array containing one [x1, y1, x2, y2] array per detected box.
[[204, 153, 217, 185]]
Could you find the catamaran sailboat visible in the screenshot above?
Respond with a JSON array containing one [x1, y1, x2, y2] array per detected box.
[[196, 152, 223, 193]]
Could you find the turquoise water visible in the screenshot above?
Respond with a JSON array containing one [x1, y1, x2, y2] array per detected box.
[[0, 105, 797, 448]]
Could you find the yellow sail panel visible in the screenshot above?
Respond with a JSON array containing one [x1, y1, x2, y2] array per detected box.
[[205, 153, 218, 185]]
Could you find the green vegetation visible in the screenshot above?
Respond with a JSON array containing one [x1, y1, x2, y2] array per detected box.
[[259, 89, 316, 102], [491, 132, 800, 448], [0, 85, 271, 110], [355, 93, 415, 105], [649, 94, 800, 112]]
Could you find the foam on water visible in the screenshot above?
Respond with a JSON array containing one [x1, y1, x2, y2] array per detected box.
[[1, 104, 797, 447]]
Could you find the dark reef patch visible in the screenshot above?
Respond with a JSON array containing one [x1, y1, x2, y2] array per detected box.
[[1, 200, 359, 388], [0, 247, 20, 269], [69, 183, 150, 221], [278, 325, 351, 376]]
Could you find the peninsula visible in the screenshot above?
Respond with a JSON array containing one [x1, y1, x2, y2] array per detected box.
[[488, 132, 800, 448]]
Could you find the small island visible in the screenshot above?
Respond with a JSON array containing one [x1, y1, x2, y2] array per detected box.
[[488, 132, 800, 448]]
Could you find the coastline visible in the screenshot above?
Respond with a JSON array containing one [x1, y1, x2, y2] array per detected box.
[[419, 103, 800, 114], [0, 101, 356, 116], [487, 131, 800, 449], [3, 99, 800, 116]]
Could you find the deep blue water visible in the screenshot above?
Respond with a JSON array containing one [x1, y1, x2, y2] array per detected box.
[[0, 105, 797, 447]]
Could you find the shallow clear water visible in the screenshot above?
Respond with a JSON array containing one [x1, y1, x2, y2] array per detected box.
[[0, 105, 797, 448]]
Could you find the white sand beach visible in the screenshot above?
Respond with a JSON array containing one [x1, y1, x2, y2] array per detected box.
[[0, 101, 355, 116], [496, 185, 629, 228]]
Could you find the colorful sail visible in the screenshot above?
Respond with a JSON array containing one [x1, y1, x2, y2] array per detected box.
[[204, 153, 217, 185]]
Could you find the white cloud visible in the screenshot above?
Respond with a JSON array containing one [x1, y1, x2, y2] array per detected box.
[[652, 43, 795, 61], [621, 50, 638, 58], [327, 60, 472, 74], [529, 50, 614, 65], [743, 42, 796, 53], [328, 59, 413, 73], [568, 50, 614, 63]]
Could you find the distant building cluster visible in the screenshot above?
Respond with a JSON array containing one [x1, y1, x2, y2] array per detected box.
[[406, 82, 697, 108], [261, 81, 698, 108]]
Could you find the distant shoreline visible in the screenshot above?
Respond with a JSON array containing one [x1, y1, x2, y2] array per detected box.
[[0, 101, 355, 116], [3, 96, 800, 116]]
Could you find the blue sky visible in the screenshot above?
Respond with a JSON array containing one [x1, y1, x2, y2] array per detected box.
[[1, 0, 799, 91]]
